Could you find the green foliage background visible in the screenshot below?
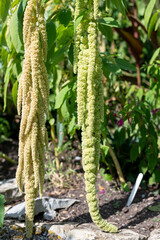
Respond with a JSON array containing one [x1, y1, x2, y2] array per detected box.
[[0, 0, 160, 186]]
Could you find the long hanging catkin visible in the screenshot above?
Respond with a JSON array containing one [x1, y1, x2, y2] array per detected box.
[[16, 0, 48, 238], [74, 0, 117, 233]]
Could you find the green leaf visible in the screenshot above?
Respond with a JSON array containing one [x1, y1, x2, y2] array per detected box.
[[11, 0, 21, 9], [0, 0, 11, 22], [98, 23, 113, 42], [1, 47, 8, 69], [153, 218, 160, 222], [3, 64, 13, 111], [58, 9, 72, 27], [136, 88, 143, 101], [147, 150, 157, 172], [68, 43, 74, 65], [9, 0, 27, 53], [98, 17, 119, 28], [49, 118, 55, 126], [121, 182, 130, 192], [102, 60, 122, 77], [115, 58, 136, 71], [55, 85, 70, 109], [111, 0, 126, 15], [149, 47, 160, 65], [130, 144, 139, 162], [139, 160, 148, 175], [126, 85, 136, 98], [12, 81, 18, 106], [46, 21, 56, 51], [148, 12, 158, 38], [153, 169, 160, 183], [144, 0, 156, 29], [100, 168, 113, 181], [148, 202, 160, 212], [74, 13, 84, 31], [149, 169, 160, 185], [155, 17, 160, 31], [0, 194, 5, 228], [145, 90, 155, 103], [68, 115, 77, 138], [61, 100, 70, 121], [51, 46, 66, 66], [57, 24, 74, 46], [101, 145, 109, 157]]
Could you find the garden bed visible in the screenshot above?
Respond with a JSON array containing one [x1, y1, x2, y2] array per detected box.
[[0, 140, 160, 238]]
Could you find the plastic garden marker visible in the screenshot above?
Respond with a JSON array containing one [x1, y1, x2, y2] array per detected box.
[[126, 173, 143, 207]]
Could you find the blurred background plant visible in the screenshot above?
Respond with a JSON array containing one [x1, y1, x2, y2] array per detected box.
[[0, 194, 5, 228], [0, 0, 160, 190]]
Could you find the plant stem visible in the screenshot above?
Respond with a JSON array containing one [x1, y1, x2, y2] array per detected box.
[[136, 63, 141, 86], [105, 138, 125, 183], [0, 153, 17, 164], [50, 124, 60, 171], [102, 153, 119, 188]]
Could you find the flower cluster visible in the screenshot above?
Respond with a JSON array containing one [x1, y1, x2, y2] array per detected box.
[[74, 0, 117, 233], [152, 108, 160, 115], [16, 0, 48, 238], [112, 112, 133, 127]]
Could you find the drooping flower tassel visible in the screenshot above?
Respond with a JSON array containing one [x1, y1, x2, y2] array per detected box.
[[75, 0, 118, 233], [16, 0, 49, 238]]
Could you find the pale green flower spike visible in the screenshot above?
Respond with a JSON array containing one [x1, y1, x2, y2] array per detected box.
[[73, 0, 88, 74], [94, 0, 98, 19], [77, 37, 89, 126], [16, 0, 48, 238], [75, 0, 118, 233], [87, 21, 97, 136]]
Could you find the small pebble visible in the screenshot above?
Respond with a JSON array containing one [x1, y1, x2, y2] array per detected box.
[[141, 228, 146, 231], [148, 197, 154, 201], [75, 156, 82, 161], [122, 206, 129, 213]]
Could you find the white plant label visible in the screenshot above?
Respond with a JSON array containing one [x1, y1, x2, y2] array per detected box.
[[126, 173, 143, 207]]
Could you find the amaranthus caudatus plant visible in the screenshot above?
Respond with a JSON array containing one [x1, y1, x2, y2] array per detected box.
[[74, 0, 117, 233], [16, 0, 49, 238]]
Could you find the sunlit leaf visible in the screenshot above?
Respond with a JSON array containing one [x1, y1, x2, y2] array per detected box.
[[11, 0, 21, 9], [155, 17, 160, 31], [101, 145, 109, 156], [98, 17, 119, 28], [144, 0, 156, 29], [12, 81, 18, 106], [61, 100, 70, 121], [55, 85, 70, 109], [9, 0, 27, 52], [3, 64, 13, 111], [0, 0, 11, 22], [148, 12, 158, 38], [74, 13, 84, 32]]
